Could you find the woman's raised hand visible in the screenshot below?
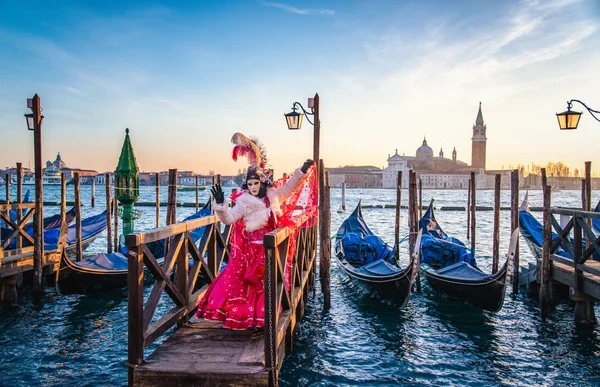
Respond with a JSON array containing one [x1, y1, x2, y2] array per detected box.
[[211, 184, 224, 204]]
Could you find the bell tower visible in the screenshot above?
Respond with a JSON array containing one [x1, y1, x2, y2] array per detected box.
[[471, 102, 487, 170]]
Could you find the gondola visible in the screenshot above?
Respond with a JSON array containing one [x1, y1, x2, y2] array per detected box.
[[417, 199, 517, 312], [56, 202, 213, 294], [1, 206, 78, 245], [518, 192, 600, 287], [334, 201, 420, 307]]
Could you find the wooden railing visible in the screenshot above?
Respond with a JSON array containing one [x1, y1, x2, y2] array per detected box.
[[546, 208, 600, 278], [0, 202, 36, 260], [263, 222, 318, 386], [125, 214, 231, 384]]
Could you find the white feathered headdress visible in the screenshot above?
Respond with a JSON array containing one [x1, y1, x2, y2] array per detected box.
[[231, 132, 268, 169], [230, 132, 273, 185]]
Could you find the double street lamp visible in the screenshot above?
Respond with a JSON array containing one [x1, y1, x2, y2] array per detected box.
[[556, 99, 600, 130]]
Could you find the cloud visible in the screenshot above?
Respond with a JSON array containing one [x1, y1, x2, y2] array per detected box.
[[262, 1, 335, 16]]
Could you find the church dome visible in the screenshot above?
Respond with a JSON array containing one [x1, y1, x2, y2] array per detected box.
[[416, 138, 433, 159]]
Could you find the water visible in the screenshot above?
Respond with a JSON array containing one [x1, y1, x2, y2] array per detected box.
[[1, 186, 600, 386]]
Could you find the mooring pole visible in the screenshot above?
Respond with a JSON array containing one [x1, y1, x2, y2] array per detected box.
[[394, 171, 402, 260], [540, 184, 552, 316], [321, 168, 331, 309], [167, 169, 177, 226], [195, 175, 199, 212], [155, 172, 160, 228], [492, 174, 501, 273], [31, 94, 44, 295], [74, 173, 82, 261], [341, 182, 346, 211], [16, 163, 22, 249], [91, 178, 96, 207], [511, 169, 520, 294], [466, 178, 471, 240], [106, 173, 112, 254], [470, 172, 476, 254]]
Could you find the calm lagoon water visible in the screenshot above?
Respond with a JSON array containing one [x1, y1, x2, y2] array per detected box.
[[1, 185, 599, 386]]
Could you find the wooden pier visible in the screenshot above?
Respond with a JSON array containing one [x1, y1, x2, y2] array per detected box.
[[125, 210, 318, 386]]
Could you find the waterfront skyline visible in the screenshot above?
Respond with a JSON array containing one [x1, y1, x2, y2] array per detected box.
[[1, 0, 599, 176]]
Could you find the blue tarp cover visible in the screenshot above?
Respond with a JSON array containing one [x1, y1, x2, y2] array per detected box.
[[419, 202, 476, 269], [75, 253, 128, 270], [45, 210, 108, 250], [335, 202, 395, 267], [519, 209, 572, 259], [355, 259, 401, 276], [434, 261, 489, 280]]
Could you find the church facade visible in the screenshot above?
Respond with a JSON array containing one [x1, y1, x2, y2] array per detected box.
[[382, 103, 510, 189]]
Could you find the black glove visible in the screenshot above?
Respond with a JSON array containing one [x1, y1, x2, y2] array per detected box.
[[301, 159, 314, 174], [211, 184, 224, 204]]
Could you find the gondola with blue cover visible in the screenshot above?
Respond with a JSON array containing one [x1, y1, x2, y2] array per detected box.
[[418, 199, 516, 312], [56, 202, 213, 294], [519, 193, 600, 274], [334, 201, 420, 307]]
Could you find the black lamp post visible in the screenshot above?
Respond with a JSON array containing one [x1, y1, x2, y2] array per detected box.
[[556, 99, 600, 130]]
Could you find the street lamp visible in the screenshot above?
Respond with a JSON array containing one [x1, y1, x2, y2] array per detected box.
[[284, 99, 315, 130], [556, 99, 600, 130]]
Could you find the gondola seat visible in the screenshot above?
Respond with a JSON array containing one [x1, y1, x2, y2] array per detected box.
[[356, 259, 400, 276], [434, 261, 489, 280], [75, 253, 128, 271]]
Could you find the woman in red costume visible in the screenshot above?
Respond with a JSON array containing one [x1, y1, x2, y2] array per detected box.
[[196, 133, 316, 330]]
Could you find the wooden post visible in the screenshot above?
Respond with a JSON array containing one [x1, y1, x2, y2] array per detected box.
[[418, 177, 423, 219], [61, 173, 67, 223], [541, 168, 547, 189], [466, 178, 471, 240], [394, 171, 402, 260], [195, 175, 199, 212], [155, 172, 160, 228], [216, 174, 222, 187], [3, 174, 8, 248], [74, 173, 83, 261], [584, 162, 592, 265], [167, 169, 177, 225], [585, 161, 591, 212], [582, 179, 586, 210], [114, 195, 119, 253], [127, 245, 144, 386], [321, 169, 331, 309], [470, 172, 476, 253], [492, 174, 501, 273], [4, 173, 9, 205], [16, 163, 22, 249], [106, 173, 112, 254], [32, 94, 44, 295], [409, 171, 420, 292], [511, 169, 520, 294], [91, 178, 96, 207], [341, 182, 346, 211], [313, 93, 320, 180], [540, 184, 552, 315]]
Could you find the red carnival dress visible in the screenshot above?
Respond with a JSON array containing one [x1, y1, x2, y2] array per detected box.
[[196, 170, 317, 330]]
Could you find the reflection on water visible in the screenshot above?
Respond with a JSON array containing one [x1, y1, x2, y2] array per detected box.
[[1, 187, 600, 386]]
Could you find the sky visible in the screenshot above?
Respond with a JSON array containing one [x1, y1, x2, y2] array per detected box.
[[0, 0, 599, 177]]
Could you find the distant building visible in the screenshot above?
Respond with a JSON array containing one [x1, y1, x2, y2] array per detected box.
[[326, 166, 382, 188], [382, 140, 468, 188]]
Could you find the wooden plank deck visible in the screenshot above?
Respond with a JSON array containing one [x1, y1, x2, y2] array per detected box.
[[551, 261, 600, 300], [133, 318, 270, 387]]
